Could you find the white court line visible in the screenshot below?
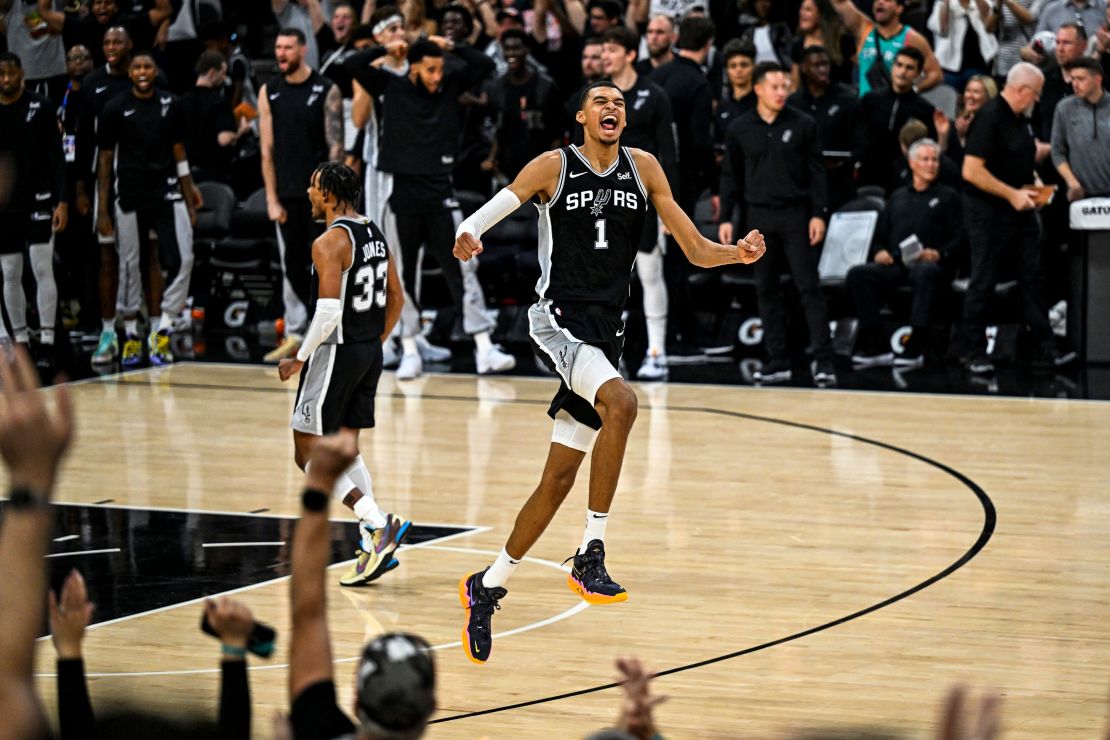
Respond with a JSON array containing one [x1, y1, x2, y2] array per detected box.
[[53, 535, 79, 543], [202, 542, 285, 548], [34, 543, 588, 678], [45, 548, 120, 559]]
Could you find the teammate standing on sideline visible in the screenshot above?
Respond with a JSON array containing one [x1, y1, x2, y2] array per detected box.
[[96, 52, 201, 366], [259, 27, 344, 363], [278, 163, 412, 587], [344, 37, 517, 380], [452, 80, 766, 664], [0, 51, 66, 372]]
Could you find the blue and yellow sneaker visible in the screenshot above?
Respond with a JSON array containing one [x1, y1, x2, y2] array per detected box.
[[459, 568, 506, 664], [339, 513, 411, 587], [92, 329, 118, 364], [121, 334, 143, 367], [149, 329, 174, 366], [565, 539, 627, 604]]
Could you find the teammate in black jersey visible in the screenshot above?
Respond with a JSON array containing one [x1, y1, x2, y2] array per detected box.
[[277, 163, 412, 587], [452, 80, 766, 664]]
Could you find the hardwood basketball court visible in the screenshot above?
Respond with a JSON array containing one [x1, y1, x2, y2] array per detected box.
[[17, 363, 1110, 737]]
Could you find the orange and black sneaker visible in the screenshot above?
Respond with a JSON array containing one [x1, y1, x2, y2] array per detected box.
[[458, 569, 506, 664], [565, 539, 628, 604]]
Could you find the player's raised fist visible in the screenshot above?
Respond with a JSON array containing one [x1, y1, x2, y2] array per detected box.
[[736, 229, 766, 265], [453, 232, 484, 261]]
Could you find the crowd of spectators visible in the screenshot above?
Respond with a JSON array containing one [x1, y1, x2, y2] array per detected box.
[[1, 0, 1105, 383]]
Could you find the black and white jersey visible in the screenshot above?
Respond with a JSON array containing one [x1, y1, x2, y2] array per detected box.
[[97, 89, 185, 211], [267, 70, 332, 199], [536, 145, 650, 310], [311, 215, 390, 345]]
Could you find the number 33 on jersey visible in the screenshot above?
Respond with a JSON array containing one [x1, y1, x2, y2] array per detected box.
[[311, 216, 391, 344]]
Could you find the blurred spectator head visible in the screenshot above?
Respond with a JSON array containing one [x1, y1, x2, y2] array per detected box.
[[753, 61, 788, 111], [601, 26, 639, 77], [333, 3, 359, 45], [588, 0, 623, 36], [354, 633, 436, 740], [91, 0, 119, 26], [500, 28, 530, 75], [275, 28, 309, 74], [798, 44, 832, 89], [1055, 22, 1087, 66], [351, 25, 375, 49], [1004, 61, 1045, 113], [891, 46, 924, 92], [907, 137, 940, 184], [798, 0, 847, 66], [582, 37, 605, 82], [103, 26, 133, 69], [645, 15, 676, 60], [676, 15, 715, 53], [898, 117, 928, 153], [199, 20, 232, 55], [0, 52, 24, 99], [407, 39, 445, 92], [722, 38, 756, 89], [66, 45, 94, 80], [960, 74, 998, 115], [371, 7, 407, 46], [129, 52, 157, 94], [871, 0, 906, 26], [741, 0, 773, 22], [497, 7, 525, 35], [1063, 56, 1103, 100], [439, 4, 474, 43], [195, 50, 228, 86]]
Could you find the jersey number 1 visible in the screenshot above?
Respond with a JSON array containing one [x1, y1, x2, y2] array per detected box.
[[353, 262, 388, 312], [594, 219, 608, 250]]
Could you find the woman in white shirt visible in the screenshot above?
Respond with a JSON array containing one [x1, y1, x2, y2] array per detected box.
[[928, 0, 1000, 91]]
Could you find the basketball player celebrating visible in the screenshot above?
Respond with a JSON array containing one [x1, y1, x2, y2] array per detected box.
[[277, 163, 412, 587], [453, 80, 767, 663]]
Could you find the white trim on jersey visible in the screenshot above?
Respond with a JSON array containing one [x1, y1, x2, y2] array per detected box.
[[535, 201, 555, 299], [623, 146, 650, 205], [549, 148, 568, 206], [569, 144, 620, 178]]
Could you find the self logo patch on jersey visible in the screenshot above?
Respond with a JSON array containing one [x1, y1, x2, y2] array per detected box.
[[782, 129, 793, 144]]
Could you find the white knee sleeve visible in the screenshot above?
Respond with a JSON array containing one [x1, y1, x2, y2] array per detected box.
[[551, 410, 598, 452], [569, 343, 621, 405], [1, 254, 27, 337], [28, 242, 57, 329]]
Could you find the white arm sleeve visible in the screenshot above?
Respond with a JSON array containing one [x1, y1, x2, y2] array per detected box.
[[455, 187, 522, 239], [296, 298, 343, 361]]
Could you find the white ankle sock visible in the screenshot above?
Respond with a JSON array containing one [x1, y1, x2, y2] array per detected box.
[[348, 455, 387, 530], [102, 318, 116, 334], [473, 330, 493, 353], [580, 509, 608, 552], [646, 317, 666, 358], [158, 312, 174, 332], [482, 547, 520, 588], [40, 329, 55, 345], [124, 318, 139, 337], [401, 335, 418, 356]]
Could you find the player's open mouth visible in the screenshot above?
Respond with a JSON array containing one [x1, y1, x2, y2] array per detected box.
[[600, 115, 618, 132]]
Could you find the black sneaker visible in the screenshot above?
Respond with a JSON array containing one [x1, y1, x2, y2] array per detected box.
[[754, 359, 791, 384], [812, 358, 837, 386], [458, 569, 506, 664], [565, 539, 628, 605]]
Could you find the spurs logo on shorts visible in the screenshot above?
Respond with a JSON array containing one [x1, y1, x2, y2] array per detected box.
[[558, 345, 569, 370], [301, 403, 312, 426]]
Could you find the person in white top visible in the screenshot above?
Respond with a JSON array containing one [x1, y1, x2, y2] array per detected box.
[[928, 0, 1001, 91]]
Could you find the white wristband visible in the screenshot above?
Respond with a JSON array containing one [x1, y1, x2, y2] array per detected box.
[[177, 159, 191, 178]]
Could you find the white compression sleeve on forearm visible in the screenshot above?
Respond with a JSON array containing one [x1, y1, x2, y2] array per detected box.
[[455, 187, 522, 239], [296, 298, 342, 361]]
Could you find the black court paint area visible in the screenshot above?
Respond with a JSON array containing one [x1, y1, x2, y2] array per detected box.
[[0, 502, 470, 634]]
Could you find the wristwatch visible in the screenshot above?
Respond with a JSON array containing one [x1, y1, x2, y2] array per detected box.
[[8, 486, 48, 510]]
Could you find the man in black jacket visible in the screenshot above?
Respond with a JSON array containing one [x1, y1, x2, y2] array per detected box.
[[859, 46, 937, 192], [788, 44, 866, 211], [345, 38, 516, 379], [721, 61, 835, 386], [848, 138, 963, 368]]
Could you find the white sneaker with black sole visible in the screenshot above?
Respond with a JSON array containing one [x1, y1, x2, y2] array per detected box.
[[476, 345, 516, 374], [417, 335, 452, 363], [396, 352, 422, 380], [636, 352, 668, 381]]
